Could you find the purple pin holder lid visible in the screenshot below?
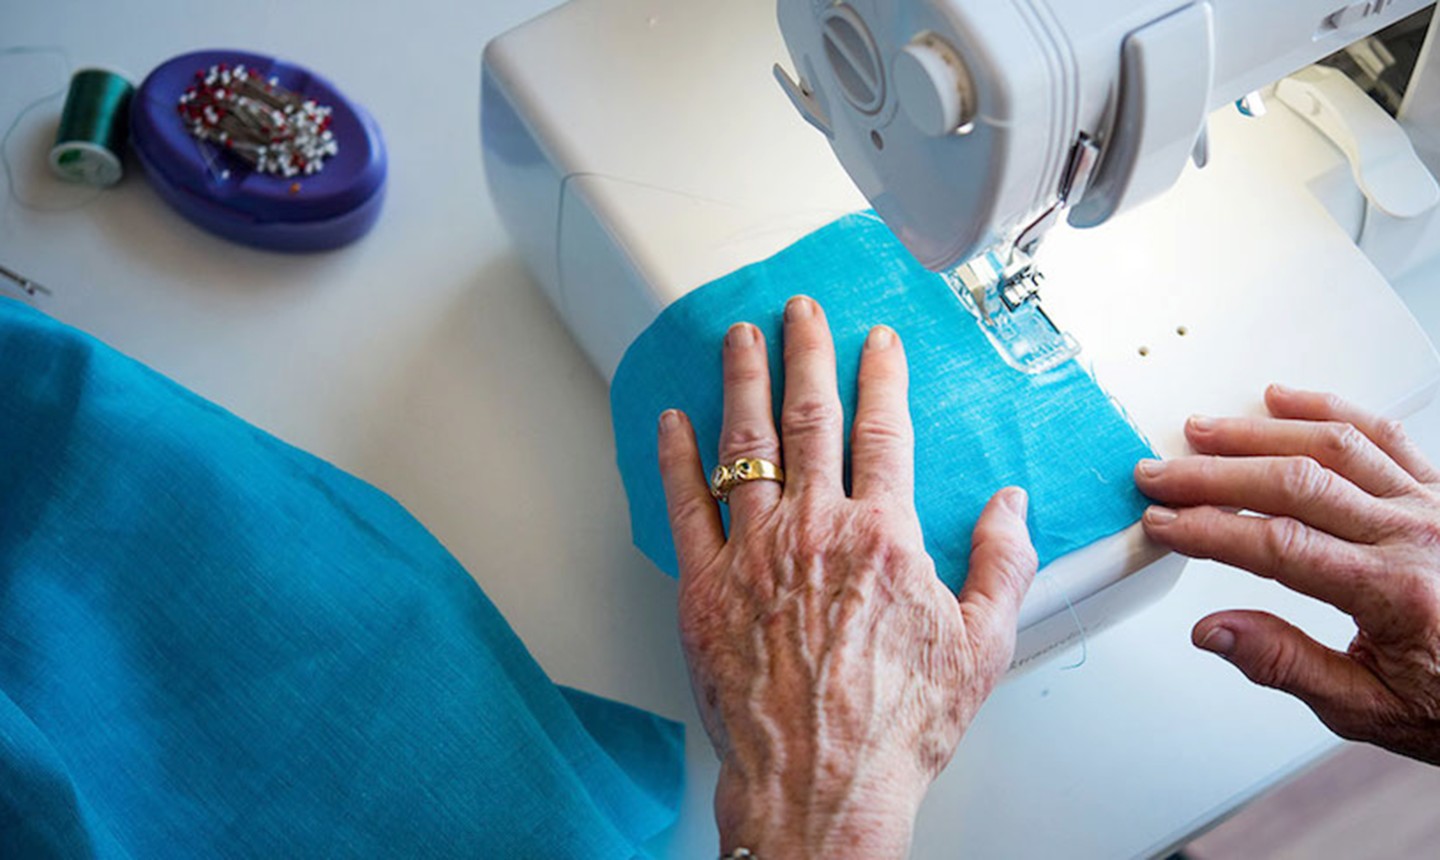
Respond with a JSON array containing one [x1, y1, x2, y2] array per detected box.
[[130, 49, 386, 252]]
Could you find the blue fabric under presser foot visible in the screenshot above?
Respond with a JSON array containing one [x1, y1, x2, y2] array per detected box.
[[611, 213, 1156, 591], [0, 299, 682, 858]]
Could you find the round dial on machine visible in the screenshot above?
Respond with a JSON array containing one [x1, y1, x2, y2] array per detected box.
[[893, 33, 975, 137]]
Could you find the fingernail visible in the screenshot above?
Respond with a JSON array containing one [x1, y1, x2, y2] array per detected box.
[[1144, 505, 1177, 525], [726, 322, 756, 347], [1002, 487, 1028, 517], [1197, 625, 1237, 656], [1269, 383, 1292, 396], [659, 409, 682, 432], [866, 325, 895, 349], [786, 296, 815, 320], [1188, 415, 1214, 432], [1136, 458, 1165, 478]]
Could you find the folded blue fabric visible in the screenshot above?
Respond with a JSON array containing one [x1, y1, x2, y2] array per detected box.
[[0, 299, 683, 858], [611, 213, 1154, 590]]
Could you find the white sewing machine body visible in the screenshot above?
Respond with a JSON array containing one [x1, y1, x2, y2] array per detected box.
[[482, 0, 1440, 668], [771, 0, 1435, 271]]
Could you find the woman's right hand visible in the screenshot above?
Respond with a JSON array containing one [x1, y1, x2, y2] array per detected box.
[[1136, 386, 1440, 764]]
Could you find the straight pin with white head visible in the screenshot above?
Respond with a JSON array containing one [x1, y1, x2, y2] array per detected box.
[[177, 63, 339, 178]]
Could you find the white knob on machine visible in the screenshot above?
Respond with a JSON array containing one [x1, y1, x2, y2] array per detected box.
[[893, 34, 973, 137]]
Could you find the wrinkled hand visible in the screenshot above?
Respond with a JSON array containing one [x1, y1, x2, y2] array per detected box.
[[1137, 385, 1440, 764], [656, 296, 1038, 858]]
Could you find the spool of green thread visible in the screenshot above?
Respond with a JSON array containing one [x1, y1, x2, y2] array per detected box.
[[49, 67, 134, 187]]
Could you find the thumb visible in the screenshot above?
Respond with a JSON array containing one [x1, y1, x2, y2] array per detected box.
[[1193, 610, 1382, 729], [959, 487, 1039, 640]]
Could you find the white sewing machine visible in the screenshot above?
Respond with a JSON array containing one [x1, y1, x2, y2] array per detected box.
[[482, 0, 1440, 668]]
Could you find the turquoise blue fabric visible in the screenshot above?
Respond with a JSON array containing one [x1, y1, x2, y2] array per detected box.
[[0, 299, 683, 858], [611, 213, 1154, 590]]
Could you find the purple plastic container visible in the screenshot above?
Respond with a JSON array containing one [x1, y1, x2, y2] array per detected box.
[[130, 49, 386, 252]]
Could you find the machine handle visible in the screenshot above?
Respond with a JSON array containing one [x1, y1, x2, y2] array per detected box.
[[1276, 64, 1440, 219]]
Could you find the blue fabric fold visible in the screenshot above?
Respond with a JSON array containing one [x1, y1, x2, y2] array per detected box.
[[0, 298, 683, 858], [611, 213, 1155, 590]]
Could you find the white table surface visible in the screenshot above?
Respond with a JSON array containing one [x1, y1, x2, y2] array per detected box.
[[4, 2, 1439, 857]]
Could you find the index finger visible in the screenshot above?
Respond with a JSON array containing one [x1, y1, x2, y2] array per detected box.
[[850, 326, 913, 501], [1143, 504, 1390, 628], [1135, 455, 1396, 544]]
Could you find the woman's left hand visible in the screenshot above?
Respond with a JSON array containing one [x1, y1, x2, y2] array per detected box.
[[657, 296, 1038, 858]]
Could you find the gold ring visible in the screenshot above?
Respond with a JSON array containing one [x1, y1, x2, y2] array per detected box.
[[709, 457, 784, 503]]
